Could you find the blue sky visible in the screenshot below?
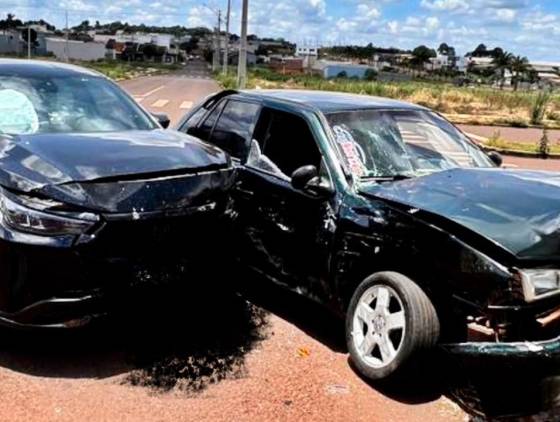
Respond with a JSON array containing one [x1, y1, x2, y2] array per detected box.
[[2, 0, 560, 60]]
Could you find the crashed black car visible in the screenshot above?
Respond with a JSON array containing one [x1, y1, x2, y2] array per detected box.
[[178, 89, 560, 382], [0, 60, 233, 328]]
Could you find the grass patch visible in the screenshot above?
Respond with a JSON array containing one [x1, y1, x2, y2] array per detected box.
[[215, 69, 560, 129], [485, 130, 560, 155], [82, 60, 181, 81]]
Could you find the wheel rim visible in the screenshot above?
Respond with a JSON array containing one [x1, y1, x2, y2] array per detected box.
[[351, 284, 406, 369]]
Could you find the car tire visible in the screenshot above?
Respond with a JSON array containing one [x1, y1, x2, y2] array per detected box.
[[345, 271, 440, 381]]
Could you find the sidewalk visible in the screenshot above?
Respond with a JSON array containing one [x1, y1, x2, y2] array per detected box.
[[458, 124, 560, 145]]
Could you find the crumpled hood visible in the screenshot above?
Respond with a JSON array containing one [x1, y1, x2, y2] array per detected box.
[[0, 129, 229, 192], [0, 130, 233, 213], [360, 168, 560, 260]]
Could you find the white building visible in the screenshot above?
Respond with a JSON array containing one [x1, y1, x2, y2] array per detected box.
[[92, 32, 174, 48], [46, 38, 107, 61], [296, 44, 319, 68]]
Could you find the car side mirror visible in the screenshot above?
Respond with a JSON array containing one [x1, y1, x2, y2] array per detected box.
[[488, 151, 503, 167], [152, 112, 171, 129], [291, 165, 335, 198], [291, 165, 318, 190]]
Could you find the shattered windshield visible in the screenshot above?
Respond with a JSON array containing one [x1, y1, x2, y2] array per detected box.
[[326, 109, 493, 181], [0, 75, 157, 135]]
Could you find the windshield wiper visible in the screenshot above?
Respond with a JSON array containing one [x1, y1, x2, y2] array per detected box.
[[360, 174, 414, 182]]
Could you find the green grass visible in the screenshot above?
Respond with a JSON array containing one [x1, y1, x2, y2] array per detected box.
[[81, 60, 181, 80], [0, 55, 181, 81]]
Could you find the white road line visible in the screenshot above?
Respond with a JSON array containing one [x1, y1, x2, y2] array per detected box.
[[132, 96, 144, 103], [151, 99, 169, 108], [139, 85, 165, 98], [180, 101, 193, 110]]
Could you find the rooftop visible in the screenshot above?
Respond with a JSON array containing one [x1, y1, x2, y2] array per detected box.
[[239, 89, 426, 113]]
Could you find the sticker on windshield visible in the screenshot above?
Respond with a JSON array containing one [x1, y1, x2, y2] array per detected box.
[[0, 89, 39, 135], [332, 125, 367, 177]]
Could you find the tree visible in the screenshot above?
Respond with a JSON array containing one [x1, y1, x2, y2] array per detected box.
[[0, 13, 23, 31], [21, 28, 38, 46], [492, 50, 513, 89], [510, 55, 530, 90], [364, 68, 377, 81], [411, 45, 436, 70]]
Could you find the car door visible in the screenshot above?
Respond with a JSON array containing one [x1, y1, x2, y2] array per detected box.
[[232, 106, 337, 303]]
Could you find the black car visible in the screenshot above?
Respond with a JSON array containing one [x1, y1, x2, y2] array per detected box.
[[178, 89, 560, 382], [0, 60, 234, 328]]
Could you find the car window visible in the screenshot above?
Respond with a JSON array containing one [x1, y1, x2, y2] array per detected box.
[[180, 107, 208, 135], [250, 108, 321, 178], [209, 100, 260, 159], [190, 100, 226, 142]]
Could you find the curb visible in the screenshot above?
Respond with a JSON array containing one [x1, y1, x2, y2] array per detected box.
[[465, 132, 560, 160], [480, 146, 560, 160]]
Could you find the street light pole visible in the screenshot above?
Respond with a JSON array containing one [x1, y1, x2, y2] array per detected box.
[[27, 26, 31, 59], [222, 0, 231, 75], [64, 9, 69, 62], [212, 9, 221, 72], [237, 0, 249, 88]]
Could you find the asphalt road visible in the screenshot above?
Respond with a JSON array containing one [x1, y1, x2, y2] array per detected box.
[[120, 60, 217, 125]]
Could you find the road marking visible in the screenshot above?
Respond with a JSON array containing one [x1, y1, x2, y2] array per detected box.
[[151, 99, 169, 108], [139, 85, 165, 98], [180, 101, 193, 110], [132, 96, 144, 103]]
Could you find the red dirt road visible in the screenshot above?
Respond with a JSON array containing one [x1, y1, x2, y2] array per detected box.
[[0, 311, 463, 422]]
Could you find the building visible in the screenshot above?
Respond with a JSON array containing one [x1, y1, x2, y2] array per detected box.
[[425, 54, 450, 71], [0, 30, 22, 55], [46, 38, 107, 61], [226, 51, 257, 67], [269, 56, 304, 74], [296, 44, 319, 68], [296, 45, 319, 58], [313, 60, 375, 79], [530, 61, 560, 87]]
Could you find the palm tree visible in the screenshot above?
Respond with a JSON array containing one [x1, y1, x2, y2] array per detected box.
[[492, 50, 513, 89], [510, 55, 530, 91]]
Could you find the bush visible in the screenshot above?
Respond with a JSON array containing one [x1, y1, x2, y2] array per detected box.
[[538, 127, 551, 157], [531, 91, 552, 126], [364, 69, 377, 81]]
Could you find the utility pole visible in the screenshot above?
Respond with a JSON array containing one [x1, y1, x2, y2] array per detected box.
[[64, 10, 69, 62], [27, 26, 31, 59], [237, 0, 249, 88], [212, 9, 221, 72], [222, 0, 231, 75]]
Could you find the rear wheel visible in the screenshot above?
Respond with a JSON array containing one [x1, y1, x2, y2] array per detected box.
[[346, 272, 440, 381]]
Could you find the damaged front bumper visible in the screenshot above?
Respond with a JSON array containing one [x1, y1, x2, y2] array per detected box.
[[442, 335, 560, 368], [442, 336, 560, 417], [0, 169, 235, 329]]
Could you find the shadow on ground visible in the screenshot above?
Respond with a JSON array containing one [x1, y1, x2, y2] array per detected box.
[[0, 266, 270, 394], [0, 265, 557, 418]]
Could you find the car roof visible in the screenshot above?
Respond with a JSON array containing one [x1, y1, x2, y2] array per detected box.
[[237, 89, 428, 113], [0, 59, 103, 78]]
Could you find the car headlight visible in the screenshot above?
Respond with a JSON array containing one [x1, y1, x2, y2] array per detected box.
[[0, 190, 97, 237], [519, 269, 560, 302]]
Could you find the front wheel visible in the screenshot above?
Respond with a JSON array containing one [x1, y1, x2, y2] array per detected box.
[[345, 272, 440, 381]]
